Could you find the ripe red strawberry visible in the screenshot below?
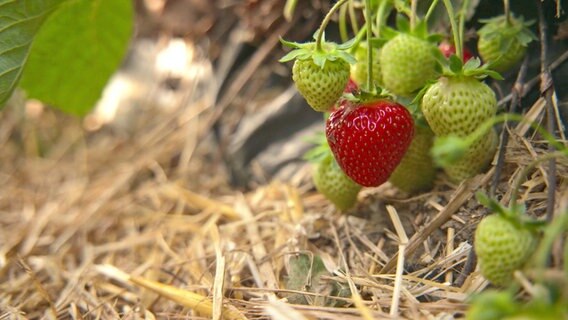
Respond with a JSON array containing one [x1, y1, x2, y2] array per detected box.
[[438, 40, 474, 62], [477, 14, 536, 73], [389, 125, 436, 193], [326, 99, 414, 187], [313, 154, 362, 211], [421, 76, 497, 137], [344, 78, 359, 94]]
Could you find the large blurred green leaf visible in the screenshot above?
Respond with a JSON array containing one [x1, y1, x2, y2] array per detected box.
[[0, 0, 64, 107], [19, 0, 133, 115]]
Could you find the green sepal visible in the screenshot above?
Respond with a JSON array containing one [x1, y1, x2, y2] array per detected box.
[[448, 54, 463, 73], [432, 53, 504, 80], [343, 85, 396, 106], [279, 37, 356, 67]]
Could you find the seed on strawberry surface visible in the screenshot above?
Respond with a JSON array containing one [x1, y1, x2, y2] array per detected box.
[[326, 100, 414, 187]]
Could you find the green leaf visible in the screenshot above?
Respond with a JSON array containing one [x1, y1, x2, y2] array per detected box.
[[463, 57, 482, 70], [0, 0, 65, 107], [449, 54, 463, 73], [336, 50, 356, 65], [19, 0, 133, 115], [336, 37, 356, 50]]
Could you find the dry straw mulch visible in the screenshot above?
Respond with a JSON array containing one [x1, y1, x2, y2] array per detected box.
[[1, 39, 567, 320]]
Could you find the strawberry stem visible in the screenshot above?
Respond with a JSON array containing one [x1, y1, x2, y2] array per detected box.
[[348, 0, 360, 37], [339, 3, 349, 42], [441, 0, 463, 62], [364, 0, 374, 90], [349, 23, 368, 54], [375, 0, 390, 37], [424, 0, 440, 24], [458, 0, 469, 55], [410, 0, 417, 31], [316, 0, 350, 51], [503, 0, 512, 25]]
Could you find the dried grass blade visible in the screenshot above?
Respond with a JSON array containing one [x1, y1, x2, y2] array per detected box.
[[95, 264, 247, 320]]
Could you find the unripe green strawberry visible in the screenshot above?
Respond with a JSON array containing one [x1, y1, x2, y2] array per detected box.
[[421, 76, 497, 137], [389, 125, 436, 193], [313, 154, 362, 211], [380, 33, 438, 96], [477, 14, 536, 73], [444, 128, 497, 182], [293, 58, 350, 112], [474, 213, 538, 286], [351, 43, 381, 87]]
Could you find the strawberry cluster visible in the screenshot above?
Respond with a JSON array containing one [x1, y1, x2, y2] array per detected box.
[[280, 1, 535, 211]]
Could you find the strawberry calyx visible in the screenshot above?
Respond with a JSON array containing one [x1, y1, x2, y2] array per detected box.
[[432, 50, 503, 80], [279, 36, 356, 69]]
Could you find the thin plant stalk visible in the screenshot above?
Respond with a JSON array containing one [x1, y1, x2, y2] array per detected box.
[[316, 0, 350, 51]]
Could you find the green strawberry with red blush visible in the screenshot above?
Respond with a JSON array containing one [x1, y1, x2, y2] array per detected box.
[[326, 95, 414, 187], [280, 37, 355, 112]]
